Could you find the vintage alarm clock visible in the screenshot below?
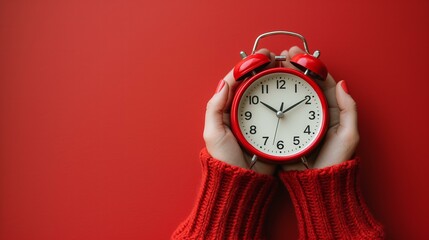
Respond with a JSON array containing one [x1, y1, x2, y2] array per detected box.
[[230, 31, 328, 168]]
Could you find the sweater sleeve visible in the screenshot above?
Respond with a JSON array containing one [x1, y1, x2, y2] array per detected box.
[[172, 148, 278, 240], [279, 159, 384, 239]]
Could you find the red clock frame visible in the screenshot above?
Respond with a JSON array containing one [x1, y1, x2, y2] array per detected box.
[[230, 67, 329, 163]]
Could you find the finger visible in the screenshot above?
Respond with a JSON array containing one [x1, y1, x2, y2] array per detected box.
[[221, 69, 236, 113], [263, 49, 277, 69], [324, 83, 338, 109], [288, 45, 305, 57], [336, 80, 358, 134], [279, 49, 296, 69], [204, 81, 230, 140]]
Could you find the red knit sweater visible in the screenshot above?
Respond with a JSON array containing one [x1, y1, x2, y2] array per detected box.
[[172, 149, 384, 239]]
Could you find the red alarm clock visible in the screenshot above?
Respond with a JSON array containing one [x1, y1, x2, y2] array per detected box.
[[230, 31, 328, 167]]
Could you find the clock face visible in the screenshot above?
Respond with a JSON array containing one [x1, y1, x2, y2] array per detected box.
[[231, 68, 328, 162]]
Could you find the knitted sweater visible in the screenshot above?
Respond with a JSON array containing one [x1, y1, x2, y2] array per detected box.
[[172, 149, 384, 239]]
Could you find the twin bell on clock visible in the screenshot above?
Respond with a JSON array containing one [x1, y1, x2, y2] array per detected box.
[[229, 31, 329, 168]]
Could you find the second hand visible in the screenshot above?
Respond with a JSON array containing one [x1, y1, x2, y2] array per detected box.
[[272, 102, 284, 145], [272, 118, 280, 145]]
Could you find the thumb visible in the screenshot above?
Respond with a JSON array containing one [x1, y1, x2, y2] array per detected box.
[[204, 81, 230, 141], [336, 80, 359, 140]]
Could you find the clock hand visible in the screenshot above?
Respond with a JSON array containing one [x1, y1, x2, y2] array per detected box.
[[260, 101, 278, 114], [282, 96, 310, 113], [272, 102, 284, 144], [272, 117, 281, 145]]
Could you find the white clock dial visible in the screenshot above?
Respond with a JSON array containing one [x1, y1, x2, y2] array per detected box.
[[237, 72, 325, 157]]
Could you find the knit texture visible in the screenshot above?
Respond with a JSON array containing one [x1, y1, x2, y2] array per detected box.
[[172, 148, 278, 240], [279, 159, 384, 239]]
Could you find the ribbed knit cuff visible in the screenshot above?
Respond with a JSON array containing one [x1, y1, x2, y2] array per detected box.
[[279, 159, 384, 240], [172, 148, 278, 240]]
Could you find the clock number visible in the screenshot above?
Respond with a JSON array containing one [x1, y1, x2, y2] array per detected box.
[[304, 125, 311, 135], [276, 80, 286, 89], [277, 140, 284, 150], [261, 84, 269, 94], [305, 95, 312, 104], [262, 136, 269, 145], [244, 111, 252, 120], [294, 84, 298, 93], [309, 111, 316, 120], [248, 95, 259, 105], [250, 125, 257, 134], [293, 136, 300, 145]]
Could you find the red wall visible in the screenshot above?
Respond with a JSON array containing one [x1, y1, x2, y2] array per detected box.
[[1, 0, 428, 239]]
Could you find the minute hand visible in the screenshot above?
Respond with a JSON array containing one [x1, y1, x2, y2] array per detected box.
[[282, 96, 310, 113]]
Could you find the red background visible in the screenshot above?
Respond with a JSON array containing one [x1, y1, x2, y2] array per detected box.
[[1, 0, 428, 239]]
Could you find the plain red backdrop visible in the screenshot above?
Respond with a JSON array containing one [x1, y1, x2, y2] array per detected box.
[[0, 0, 428, 239]]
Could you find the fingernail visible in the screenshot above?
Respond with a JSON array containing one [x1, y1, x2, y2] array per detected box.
[[340, 80, 350, 94], [215, 80, 226, 93]]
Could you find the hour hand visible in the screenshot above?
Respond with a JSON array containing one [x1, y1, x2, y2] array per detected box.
[[260, 101, 278, 113]]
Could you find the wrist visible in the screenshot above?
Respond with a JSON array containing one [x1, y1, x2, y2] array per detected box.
[[278, 158, 384, 239], [173, 148, 279, 239]]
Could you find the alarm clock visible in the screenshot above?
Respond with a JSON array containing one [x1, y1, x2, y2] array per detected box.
[[230, 31, 329, 167]]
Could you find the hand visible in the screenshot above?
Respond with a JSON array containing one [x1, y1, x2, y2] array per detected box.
[[281, 46, 359, 170], [203, 49, 277, 175]]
